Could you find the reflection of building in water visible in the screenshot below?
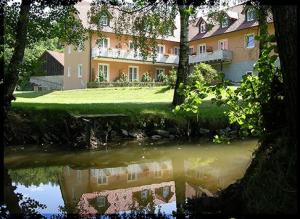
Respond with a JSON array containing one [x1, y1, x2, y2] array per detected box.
[[78, 181, 175, 214], [59, 160, 175, 214]]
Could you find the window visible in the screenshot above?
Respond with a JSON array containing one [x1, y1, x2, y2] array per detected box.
[[77, 64, 83, 78], [98, 38, 109, 48], [68, 45, 71, 54], [221, 16, 229, 28], [128, 66, 138, 82], [141, 190, 148, 200], [246, 71, 253, 75], [189, 47, 194, 55], [128, 171, 137, 181], [198, 44, 206, 54], [245, 34, 255, 48], [200, 22, 206, 33], [218, 39, 228, 50], [174, 47, 180, 55], [98, 64, 109, 82], [99, 15, 108, 26], [162, 186, 170, 198], [156, 68, 165, 81], [246, 8, 256, 22], [96, 196, 106, 207], [97, 175, 107, 184], [67, 66, 71, 77], [129, 41, 135, 50], [157, 45, 165, 54], [168, 28, 174, 36]]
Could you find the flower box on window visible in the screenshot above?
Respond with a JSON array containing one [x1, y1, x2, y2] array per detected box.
[[206, 46, 213, 52], [191, 52, 197, 56], [164, 54, 169, 57]]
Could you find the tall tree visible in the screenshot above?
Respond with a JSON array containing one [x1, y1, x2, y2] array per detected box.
[[3, 0, 86, 117]]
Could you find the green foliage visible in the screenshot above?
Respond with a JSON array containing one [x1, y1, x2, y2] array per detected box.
[[9, 167, 63, 187], [115, 72, 129, 83], [157, 72, 167, 82], [165, 67, 177, 88], [141, 72, 152, 82], [187, 63, 219, 87]]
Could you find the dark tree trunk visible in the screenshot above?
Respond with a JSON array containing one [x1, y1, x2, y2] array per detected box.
[[271, 6, 297, 146], [3, 0, 31, 117], [172, 4, 190, 106]]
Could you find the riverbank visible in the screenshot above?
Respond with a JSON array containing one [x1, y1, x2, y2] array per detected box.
[[6, 87, 237, 147]]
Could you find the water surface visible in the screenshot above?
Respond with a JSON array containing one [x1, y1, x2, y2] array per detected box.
[[4, 139, 257, 216]]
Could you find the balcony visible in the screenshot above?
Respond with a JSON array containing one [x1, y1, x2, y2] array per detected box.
[[189, 50, 233, 64], [92, 47, 179, 65]]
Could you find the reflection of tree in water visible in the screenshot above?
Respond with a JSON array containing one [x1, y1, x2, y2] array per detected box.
[[8, 167, 63, 187], [2, 168, 47, 218]]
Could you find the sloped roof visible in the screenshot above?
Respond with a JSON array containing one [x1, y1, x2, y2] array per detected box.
[[189, 4, 273, 42], [74, 0, 180, 42], [46, 50, 64, 66]]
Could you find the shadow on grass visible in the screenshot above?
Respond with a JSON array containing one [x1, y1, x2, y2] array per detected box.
[[155, 86, 172, 94], [14, 90, 53, 98]]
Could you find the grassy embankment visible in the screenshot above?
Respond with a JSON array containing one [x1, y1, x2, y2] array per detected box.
[[12, 86, 228, 123]]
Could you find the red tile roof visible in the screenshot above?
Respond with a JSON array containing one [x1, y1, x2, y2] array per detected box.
[[189, 4, 273, 42]]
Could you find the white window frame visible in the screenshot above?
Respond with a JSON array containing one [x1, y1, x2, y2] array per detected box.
[[128, 40, 135, 50], [97, 175, 107, 185], [96, 196, 106, 207], [68, 45, 71, 54], [98, 38, 110, 49], [200, 22, 206, 33], [99, 14, 109, 26], [155, 68, 165, 81], [141, 190, 148, 199], [174, 47, 180, 55], [157, 44, 165, 54], [218, 39, 228, 50], [98, 63, 110, 82], [245, 33, 255, 48], [77, 64, 83, 78], [189, 47, 194, 55], [67, 66, 71, 77], [198, 43, 206, 54], [128, 171, 137, 181], [246, 8, 256, 22], [128, 66, 139, 82]]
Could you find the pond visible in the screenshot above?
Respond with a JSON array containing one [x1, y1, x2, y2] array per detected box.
[[3, 139, 258, 217]]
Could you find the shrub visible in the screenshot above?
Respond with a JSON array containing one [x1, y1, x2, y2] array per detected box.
[[115, 72, 128, 83], [141, 72, 152, 82], [157, 72, 167, 82], [187, 63, 219, 87], [165, 67, 177, 88]]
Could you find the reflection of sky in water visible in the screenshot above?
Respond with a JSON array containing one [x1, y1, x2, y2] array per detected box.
[[155, 201, 176, 215], [14, 183, 64, 215]]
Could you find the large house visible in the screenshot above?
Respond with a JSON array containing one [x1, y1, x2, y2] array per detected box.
[[63, 1, 274, 90]]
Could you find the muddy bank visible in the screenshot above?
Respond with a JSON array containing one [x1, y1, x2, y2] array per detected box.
[[4, 109, 239, 148]]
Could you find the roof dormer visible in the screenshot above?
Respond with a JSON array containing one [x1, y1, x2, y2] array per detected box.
[[196, 17, 207, 34]]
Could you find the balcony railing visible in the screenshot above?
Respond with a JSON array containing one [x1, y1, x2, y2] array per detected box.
[[92, 47, 179, 65], [189, 50, 233, 64]]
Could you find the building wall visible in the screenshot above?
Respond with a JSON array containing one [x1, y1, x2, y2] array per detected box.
[[63, 36, 91, 90], [189, 23, 275, 81], [91, 59, 174, 82], [91, 32, 180, 55]]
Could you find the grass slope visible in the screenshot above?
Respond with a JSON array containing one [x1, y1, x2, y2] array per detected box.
[[12, 87, 226, 121]]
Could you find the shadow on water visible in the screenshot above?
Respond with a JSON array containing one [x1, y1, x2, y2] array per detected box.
[[3, 139, 258, 218]]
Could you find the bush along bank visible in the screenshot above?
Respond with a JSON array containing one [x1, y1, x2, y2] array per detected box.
[[4, 108, 242, 148]]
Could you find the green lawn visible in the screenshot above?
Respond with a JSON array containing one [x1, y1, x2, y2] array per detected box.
[[12, 87, 226, 121]]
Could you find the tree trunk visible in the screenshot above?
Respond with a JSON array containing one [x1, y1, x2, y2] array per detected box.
[[172, 4, 190, 106], [271, 6, 297, 146], [3, 0, 31, 117]]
